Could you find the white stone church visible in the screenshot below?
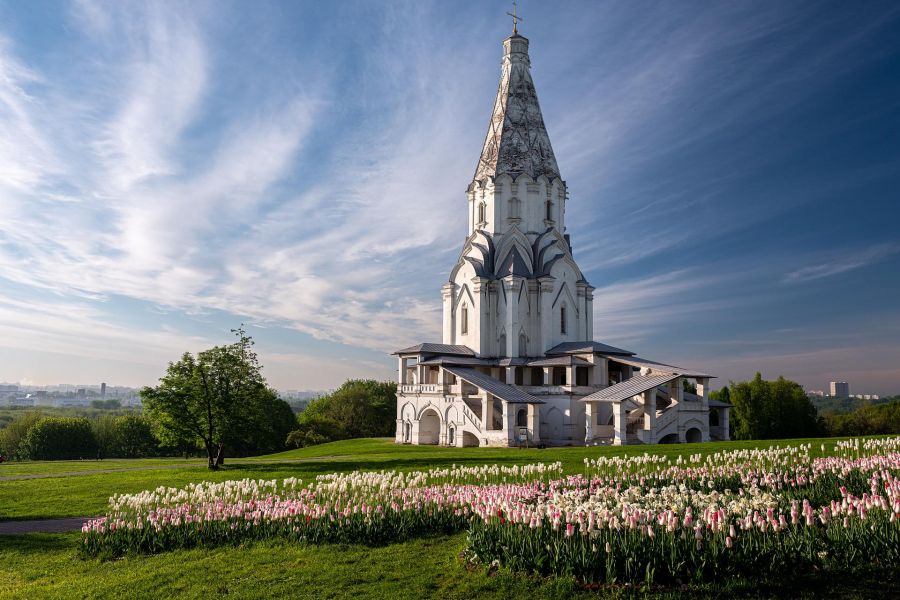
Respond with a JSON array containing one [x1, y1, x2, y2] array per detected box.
[[394, 30, 731, 447]]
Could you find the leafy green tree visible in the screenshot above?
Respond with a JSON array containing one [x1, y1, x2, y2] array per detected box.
[[823, 400, 900, 436], [299, 379, 397, 439], [0, 411, 44, 459], [286, 415, 347, 448], [141, 327, 280, 469], [114, 414, 158, 458], [21, 416, 98, 460], [730, 374, 820, 440], [91, 415, 119, 458]]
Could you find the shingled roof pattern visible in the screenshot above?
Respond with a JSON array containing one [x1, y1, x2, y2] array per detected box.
[[474, 34, 560, 183], [443, 366, 544, 404], [393, 343, 476, 356], [581, 374, 679, 403], [546, 341, 635, 356]]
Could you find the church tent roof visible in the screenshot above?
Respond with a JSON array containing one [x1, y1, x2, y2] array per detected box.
[[473, 34, 561, 183], [443, 366, 544, 404], [581, 374, 678, 403]]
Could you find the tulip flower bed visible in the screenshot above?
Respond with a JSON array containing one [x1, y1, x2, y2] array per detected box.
[[82, 438, 900, 586]]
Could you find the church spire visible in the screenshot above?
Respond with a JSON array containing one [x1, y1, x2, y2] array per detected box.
[[473, 31, 561, 183]]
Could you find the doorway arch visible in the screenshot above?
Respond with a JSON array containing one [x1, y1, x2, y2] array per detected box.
[[418, 409, 441, 445]]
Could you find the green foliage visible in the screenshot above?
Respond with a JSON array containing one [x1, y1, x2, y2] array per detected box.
[[90, 399, 122, 410], [141, 327, 287, 468], [823, 400, 900, 436], [729, 374, 821, 440], [91, 415, 119, 458], [813, 395, 895, 414], [95, 414, 158, 458], [20, 416, 98, 460], [0, 410, 44, 459], [290, 379, 397, 446], [286, 415, 347, 448]]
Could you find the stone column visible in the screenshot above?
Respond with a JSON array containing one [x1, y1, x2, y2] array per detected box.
[[643, 389, 656, 444], [612, 402, 627, 445], [565, 365, 574, 387], [539, 278, 554, 354], [503, 276, 521, 357], [441, 283, 455, 344], [505, 366, 515, 385], [543, 367, 551, 385], [697, 378, 709, 409], [398, 357, 408, 385], [722, 407, 730, 441], [481, 394, 490, 431], [502, 401, 514, 445], [594, 357, 608, 387], [584, 402, 594, 444], [528, 404, 541, 444], [585, 286, 595, 341]]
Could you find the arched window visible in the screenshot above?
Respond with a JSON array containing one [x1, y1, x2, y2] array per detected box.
[[516, 408, 527, 427], [477, 202, 486, 225], [461, 305, 469, 335], [447, 425, 456, 446], [518, 333, 527, 357], [560, 306, 567, 335], [545, 200, 553, 221], [509, 197, 520, 219]]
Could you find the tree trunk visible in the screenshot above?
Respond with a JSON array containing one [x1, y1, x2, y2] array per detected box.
[[205, 441, 218, 470], [215, 442, 225, 466]]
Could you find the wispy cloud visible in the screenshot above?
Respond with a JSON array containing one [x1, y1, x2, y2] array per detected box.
[[784, 243, 900, 283]]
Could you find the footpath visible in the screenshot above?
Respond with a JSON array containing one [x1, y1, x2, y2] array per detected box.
[[0, 518, 90, 535]]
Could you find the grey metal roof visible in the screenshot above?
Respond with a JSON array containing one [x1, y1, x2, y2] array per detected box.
[[709, 399, 733, 408], [602, 355, 714, 379], [546, 341, 635, 356], [526, 355, 592, 367], [581, 374, 678, 403], [393, 343, 476, 356], [443, 366, 545, 404], [418, 356, 495, 367]]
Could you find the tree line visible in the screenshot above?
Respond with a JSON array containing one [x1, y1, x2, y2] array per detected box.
[[0, 329, 398, 467], [713, 374, 899, 440]]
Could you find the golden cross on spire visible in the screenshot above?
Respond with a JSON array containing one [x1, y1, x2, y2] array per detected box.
[[506, 0, 523, 35]]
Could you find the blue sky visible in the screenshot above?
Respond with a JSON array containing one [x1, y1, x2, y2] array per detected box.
[[0, 1, 899, 394]]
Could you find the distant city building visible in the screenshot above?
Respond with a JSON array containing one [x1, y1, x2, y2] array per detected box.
[[100, 382, 107, 398], [830, 381, 849, 397]]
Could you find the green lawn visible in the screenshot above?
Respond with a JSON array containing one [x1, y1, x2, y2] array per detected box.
[[0, 436, 890, 599]]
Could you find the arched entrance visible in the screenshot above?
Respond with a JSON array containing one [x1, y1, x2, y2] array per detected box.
[[462, 431, 480, 447], [685, 427, 702, 443], [659, 433, 679, 444], [418, 409, 440, 445], [516, 407, 527, 427]]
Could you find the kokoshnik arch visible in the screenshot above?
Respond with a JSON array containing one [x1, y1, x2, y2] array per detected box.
[[394, 29, 731, 447]]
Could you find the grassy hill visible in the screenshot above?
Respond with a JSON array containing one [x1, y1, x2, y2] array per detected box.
[[1, 436, 895, 599]]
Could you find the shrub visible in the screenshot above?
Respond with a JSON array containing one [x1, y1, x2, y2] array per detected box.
[[114, 414, 158, 458], [21, 417, 98, 460], [0, 411, 44, 459], [286, 415, 347, 448]]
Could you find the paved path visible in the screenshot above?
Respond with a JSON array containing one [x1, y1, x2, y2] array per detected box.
[[0, 456, 341, 482], [0, 517, 91, 535]]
